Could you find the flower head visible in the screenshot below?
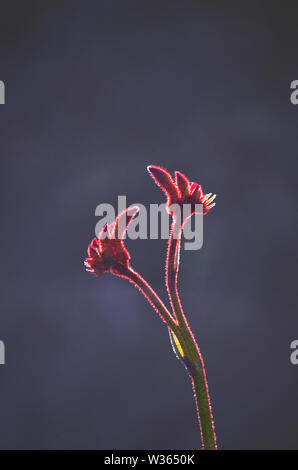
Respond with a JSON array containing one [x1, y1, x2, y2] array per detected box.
[[147, 165, 216, 215], [84, 207, 139, 277]]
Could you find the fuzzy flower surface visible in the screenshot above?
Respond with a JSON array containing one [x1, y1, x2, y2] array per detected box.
[[147, 165, 216, 215], [84, 207, 139, 277]]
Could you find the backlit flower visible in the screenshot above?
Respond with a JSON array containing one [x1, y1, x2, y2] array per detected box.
[[147, 165, 216, 215], [84, 207, 139, 277]]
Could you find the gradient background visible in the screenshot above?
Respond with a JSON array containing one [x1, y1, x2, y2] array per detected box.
[[0, 1, 297, 449]]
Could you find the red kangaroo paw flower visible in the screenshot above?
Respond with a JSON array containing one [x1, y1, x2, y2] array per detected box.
[[148, 166, 217, 449], [147, 165, 216, 215], [84, 207, 139, 277], [84, 165, 217, 449]]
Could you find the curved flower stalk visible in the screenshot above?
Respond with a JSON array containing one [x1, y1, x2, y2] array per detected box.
[[84, 166, 217, 450], [85, 207, 178, 332], [148, 165, 217, 449]]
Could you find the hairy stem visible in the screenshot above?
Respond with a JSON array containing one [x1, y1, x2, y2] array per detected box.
[[166, 217, 217, 450], [118, 265, 179, 334], [166, 221, 186, 325], [192, 373, 216, 450]]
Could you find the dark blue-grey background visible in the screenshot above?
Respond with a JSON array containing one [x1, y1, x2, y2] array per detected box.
[[0, 1, 297, 449]]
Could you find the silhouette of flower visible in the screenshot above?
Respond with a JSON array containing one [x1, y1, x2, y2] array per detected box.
[[84, 207, 139, 277], [147, 165, 216, 215]]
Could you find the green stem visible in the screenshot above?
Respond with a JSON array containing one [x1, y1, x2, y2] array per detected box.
[[192, 373, 216, 450], [166, 218, 217, 450], [115, 224, 217, 449]]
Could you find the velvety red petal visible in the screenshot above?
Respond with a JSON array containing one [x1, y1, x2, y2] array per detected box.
[[175, 171, 189, 198], [191, 184, 203, 203], [147, 165, 179, 204]]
